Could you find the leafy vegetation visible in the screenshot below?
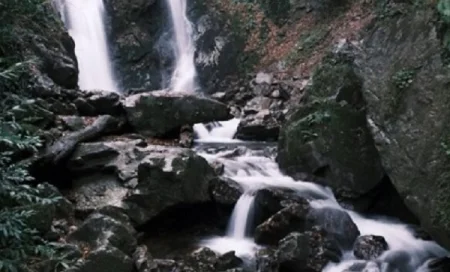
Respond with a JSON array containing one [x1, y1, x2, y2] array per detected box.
[[392, 68, 416, 90], [0, 1, 72, 271]]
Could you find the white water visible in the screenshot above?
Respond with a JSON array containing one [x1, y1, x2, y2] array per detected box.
[[195, 119, 448, 270], [227, 194, 255, 239], [166, 0, 197, 93], [56, 0, 118, 92], [193, 118, 241, 143]]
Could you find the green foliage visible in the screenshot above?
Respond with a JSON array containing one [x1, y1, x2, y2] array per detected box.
[[392, 68, 415, 90], [0, 59, 64, 272]]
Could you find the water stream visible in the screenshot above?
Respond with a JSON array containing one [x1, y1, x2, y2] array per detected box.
[[195, 120, 448, 271], [54, 0, 118, 92], [166, 0, 197, 93]]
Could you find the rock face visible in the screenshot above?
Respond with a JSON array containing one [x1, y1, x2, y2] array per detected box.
[[353, 235, 388, 260], [68, 139, 219, 226], [277, 52, 385, 200], [354, 10, 450, 248], [104, 0, 243, 92], [123, 91, 230, 137]]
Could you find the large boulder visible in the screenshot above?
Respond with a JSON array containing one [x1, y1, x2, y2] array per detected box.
[[276, 229, 341, 272], [354, 9, 450, 248], [123, 91, 231, 137], [67, 140, 219, 226], [123, 146, 218, 225], [277, 50, 385, 201], [67, 211, 137, 255]]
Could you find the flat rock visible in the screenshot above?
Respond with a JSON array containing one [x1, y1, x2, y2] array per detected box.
[[123, 91, 231, 137]]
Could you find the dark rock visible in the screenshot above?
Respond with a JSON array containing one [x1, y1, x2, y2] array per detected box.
[[123, 91, 230, 137], [70, 174, 128, 215], [209, 178, 243, 206], [67, 212, 136, 256], [256, 248, 279, 272], [123, 147, 217, 225], [37, 182, 74, 219], [306, 207, 360, 249], [277, 50, 385, 201], [354, 9, 450, 248], [428, 257, 450, 272], [74, 98, 96, 116], [255, 203, 310, 245], [133, 245, 158, 272], [179, 125, 194, 148], [253, 188, 310, 227], [254, 189, 359, 248], [59, 116, 85, 131], [66, 246, 134, 272], [353, 235, 389, 260], [216, 251, 243, 271], [83, 90, 123, 116], [276, 228, 341, 272], [342, 261, 384, 272], [185, 247, 217, 272]]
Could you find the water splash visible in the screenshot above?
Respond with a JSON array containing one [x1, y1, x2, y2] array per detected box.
[[194, 118, 241, 143], [166, 0, 197, 93], [56, 0, 118, 92]]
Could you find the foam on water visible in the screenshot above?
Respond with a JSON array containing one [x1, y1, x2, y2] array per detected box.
[[194, 118, 241, 143]]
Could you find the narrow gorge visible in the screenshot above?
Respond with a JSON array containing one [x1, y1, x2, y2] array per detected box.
[[1, 0, 450, 272]]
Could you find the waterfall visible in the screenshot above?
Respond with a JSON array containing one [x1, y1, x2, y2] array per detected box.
[[55, 0, 118, 92], [226, 194, 255, 239], [166, 0, 197, 93]]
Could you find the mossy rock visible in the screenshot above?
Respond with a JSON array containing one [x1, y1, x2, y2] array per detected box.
[[278, 50, 384, 198]]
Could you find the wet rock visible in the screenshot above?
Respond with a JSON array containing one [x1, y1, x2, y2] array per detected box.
[[67, 212, 136, 256], [253, 188, 310, 227], [216, 251, 243, 271], [428, 257, 450, 272], [123, 91, 230, 137], [276, 228, 341, 272], [123, 147, 217, 225], [179, 125, 194, 148], [185, 247, 218, 272], [306, 207, 360, 249], [133, 245, 158, 272], [255, 203, 310, 245], [343, 261, 384, 272], [66, 246, 134, 272], [353, 235, 388, 260], [59, 116, 85, 131], [210, 178, 243, 206], [74, 90, 123, 116], [256, 248, 279, 272]]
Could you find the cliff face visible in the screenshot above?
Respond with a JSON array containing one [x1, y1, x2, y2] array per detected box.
[[104, 0, 244, 93]]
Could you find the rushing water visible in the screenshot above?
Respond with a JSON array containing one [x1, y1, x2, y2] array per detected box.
[[54, 0, 118, 92], [166, 0, 197, 93], [195, 120, 448, 271]]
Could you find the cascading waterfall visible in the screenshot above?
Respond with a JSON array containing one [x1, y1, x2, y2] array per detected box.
[[166, 0, 197, 93], [54, 0, 118, 92], [194, 119, 448, 270]]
